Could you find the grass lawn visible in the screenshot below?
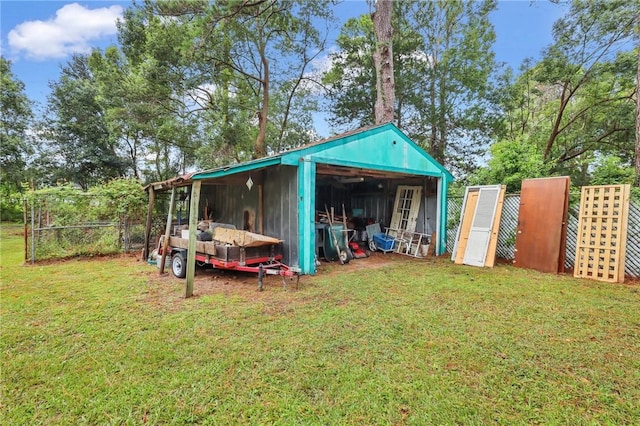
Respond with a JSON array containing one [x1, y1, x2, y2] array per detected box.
[[2, 223, 639, 425]]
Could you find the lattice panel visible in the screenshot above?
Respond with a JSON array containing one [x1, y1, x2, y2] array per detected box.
[[574, 185, 630, 283]]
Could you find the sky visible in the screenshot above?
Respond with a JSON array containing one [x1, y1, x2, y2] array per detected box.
[[1, 0, 569, 122]]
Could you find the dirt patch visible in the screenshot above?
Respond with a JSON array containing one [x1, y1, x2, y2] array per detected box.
[[139, 251, 414, 309]]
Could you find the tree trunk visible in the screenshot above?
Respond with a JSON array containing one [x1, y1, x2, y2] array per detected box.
[[372, 0, 395, 124], [635, 13, 640, 186], [254, 49, 269, 159]]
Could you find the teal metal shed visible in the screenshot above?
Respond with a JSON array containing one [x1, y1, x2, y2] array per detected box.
[[184, 123, 453, 289]]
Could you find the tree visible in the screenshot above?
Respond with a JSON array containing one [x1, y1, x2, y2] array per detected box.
[[41, 54, 126, 189], [493, 0, 638, 186], [470, 136, 551, 193], [321, 15, 378, 129], [99, 0, 333, 173], [372, 0, 395, 124], [536, 0, 638, 164], [0, 57, 33, 191], [0, 56, 33, 220], [323, 0, 500, 174]]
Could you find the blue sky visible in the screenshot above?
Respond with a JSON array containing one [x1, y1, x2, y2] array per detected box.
[[1, 0, 568, 116]]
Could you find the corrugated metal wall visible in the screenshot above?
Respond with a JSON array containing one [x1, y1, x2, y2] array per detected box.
[[332, 179, 438, 237], [264, 166, 299, 267], [200, 184, 259, 230]]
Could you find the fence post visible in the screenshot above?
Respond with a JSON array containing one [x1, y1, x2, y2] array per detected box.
[[123, 216, 130, 253], [23, 197, 28, 262], [31, 200, 35, 264]]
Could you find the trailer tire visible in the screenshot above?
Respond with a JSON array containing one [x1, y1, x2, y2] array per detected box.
[[172, 252, 187, 278]]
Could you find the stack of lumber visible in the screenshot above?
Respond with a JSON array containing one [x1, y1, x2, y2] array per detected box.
[[212, 227, 281, 247]]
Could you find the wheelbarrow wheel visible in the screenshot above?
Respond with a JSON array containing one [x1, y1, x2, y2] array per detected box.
[[368, 239, 377, 252], [339, 250, 351, 264]]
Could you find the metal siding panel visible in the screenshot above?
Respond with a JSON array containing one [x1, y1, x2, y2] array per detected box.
[[202, 185, 258, 229], [264, 166, 298, 268]]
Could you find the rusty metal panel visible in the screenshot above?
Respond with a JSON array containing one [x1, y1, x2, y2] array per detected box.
[[264, 166, 298, 267], [514, 176, 570, 273]]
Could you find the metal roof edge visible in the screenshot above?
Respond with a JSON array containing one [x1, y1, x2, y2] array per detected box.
[[191, 156, 282, 180]]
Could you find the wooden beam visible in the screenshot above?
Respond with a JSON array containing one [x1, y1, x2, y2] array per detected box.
[[158, 187, 176, 275], [168, 236, 217, 255], [142, 187, 155, 261], [186, 181, 201, 298], [315, 164, 414, 179]]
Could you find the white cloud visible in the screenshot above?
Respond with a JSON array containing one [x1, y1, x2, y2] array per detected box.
[[8, 3, 123, 61]]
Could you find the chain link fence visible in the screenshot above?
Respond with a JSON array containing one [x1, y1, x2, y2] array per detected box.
[[447, 193, 640, 278], [23, 193, 147, 263]]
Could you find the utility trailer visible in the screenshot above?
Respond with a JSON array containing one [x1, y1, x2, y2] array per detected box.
[[160, 230, 299, 290]]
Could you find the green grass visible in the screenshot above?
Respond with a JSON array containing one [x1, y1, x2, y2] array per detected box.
[[2, 222, 639, 425]]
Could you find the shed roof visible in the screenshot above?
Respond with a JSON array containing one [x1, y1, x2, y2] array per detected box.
[[192, 123, 454, 182]]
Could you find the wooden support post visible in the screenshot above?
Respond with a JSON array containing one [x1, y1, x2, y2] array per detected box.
[[186, 181, 201, 298], [159, 187, 176, 275], [142, 187, 155, 261]]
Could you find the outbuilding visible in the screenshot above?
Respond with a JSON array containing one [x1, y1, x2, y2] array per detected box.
[[145, 123, 453, 293]]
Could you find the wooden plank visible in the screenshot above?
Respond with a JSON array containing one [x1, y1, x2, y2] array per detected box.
[[573, 184, 630, 283], [168, 236, 217, 256], [159, 187, 175, 275], [212, 227, 281, 247], [454, 189, 479, 265], [514, 176, 570, 273], [186, 181, 201, 298]]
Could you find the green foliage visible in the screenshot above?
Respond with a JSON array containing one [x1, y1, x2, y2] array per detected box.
[[23, 179, 146, 260], [26, 178, 146, 226], [89, 177, 147, 220], [92, 0, 332, 173], [590, 155, 635, 186], [40, 54, 127, 189], [470, 137, 552, 192], [0, 183, 24, 222], [498, 0, 638, 184], [589, 155, 640, 200], [0, 56, 33, 193]]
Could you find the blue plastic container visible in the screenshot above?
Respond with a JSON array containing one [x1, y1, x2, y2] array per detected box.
[[373, 233, 396, 251]]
